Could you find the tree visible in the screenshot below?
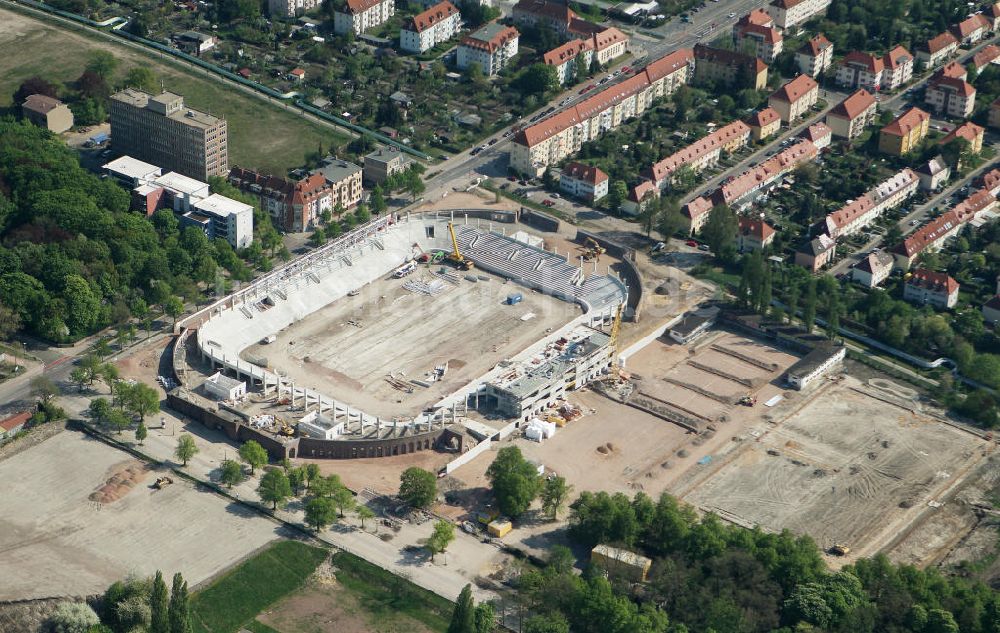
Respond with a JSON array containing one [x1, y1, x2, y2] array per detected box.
[[656, 199, 683, 239], [63, 274, 102, 336], [168, 573, 191, 633], [305, 463, 321, 489], [125, 66, 158, 93], [332, 484, 355, 517], [357, 505, 375, 529], [164, 296, 184, 326], [150, 571, 169, 633], [13, 76, 57, 106], [89, 397, 111, 423], [123, 382, 159, 422], [399, 467, 437, 508], [0, 302, 21, 341], [50, 602, 101, 633], [239, 439, 269, 474], [524, 613, 570, 633], [514, 64, 559, 97], [608, 181, 628, 212], [135, 421, 148, 446], [370, 185, 387, 215], [258, 468, 293, 509], [427, 519, 455, 562], [486, 446, 543, 518], [86, 51, 118, 79], [175, 434, 198, 466], [70, 366, 90, 391], [474, 603, 495, 633], [701, 204, 738, 259], [305, 496, 337, 530], [541, 475, 572, 520], [106, 408, 131, 434], [31, 375, 58, 403], [449, 584, 476, 633], [802, 279, 817, 333], [220, 459, 244, 488], [288, 466, 306, 495], [404, 169, 426, 201]]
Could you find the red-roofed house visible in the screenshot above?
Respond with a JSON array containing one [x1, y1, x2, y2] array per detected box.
[[591, 27, 630, 65], [988, 2, 1000, 31], [748, 106, 781, 141], [559, 162, 609, 202], [835, 46, 913, 92], [823, 168, 918, 238], [826, 88, 877, 139], [229, 166, 335, 232], [979, 166, 1000, 196], [512, 0, 577, 35], [765, 0, 832, 31], [795, 234, 836, 273], [543, 39, 594, 85], [916, 32, 958, 69], [457, 23, 520, 76], [768, 74, 819, 122], [796, 34, 834, 77], [681, 196, 713, 235], [288, 67, 305, 81], [712, 139, 819, 209], [952, 14, 991, 45], [972, 44, 1000, 71], [878, 107, 930, 155], [940, 121, 985, 155], [645, 120, 752, 190], [334, 0, 395, 34], [904, 269, 959, 308], [400, 1, 461, 53], [21, 94, 74, 133], [800, 122, 832, 149], [623, 180, 658, 216], [734, 10, 783, 62], [737, 216, 776, 252], [925, 74, 977, 118], [693, 44, 768, 89], [892, 190, 997, 269], [0, 411, 30, 441]]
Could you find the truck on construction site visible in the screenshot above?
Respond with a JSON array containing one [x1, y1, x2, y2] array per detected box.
[[393, 261, 418, 278]]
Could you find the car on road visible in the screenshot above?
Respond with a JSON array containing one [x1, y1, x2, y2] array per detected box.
[[581, 84, 595, 93], [471, 147, 482, 156], [551, 193, 560, 198], [543, 199, 556, 207], [698, 244, 711, 251], [909, 219, 918, 225], [685, 240, 698, 247], [621, 66, 631, 73], [488, 138, 498, 146], [728, 11, 735, 17]]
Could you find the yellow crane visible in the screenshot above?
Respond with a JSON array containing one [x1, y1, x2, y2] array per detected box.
[[446, 222, 474, 270]]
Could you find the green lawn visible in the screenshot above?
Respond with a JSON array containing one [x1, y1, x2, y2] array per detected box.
[[0, 6, 348, 175], [189, 540, 330, 633]]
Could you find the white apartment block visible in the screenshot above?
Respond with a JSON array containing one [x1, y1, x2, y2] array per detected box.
[[925, 76, 977, 119], [765, 0, 831, 31], [835, 46, 913, 92], [268, 0, 319, 18], [400, 1, 461, 53], [511, 48, 694, 176], [334, 0, 395, 35], [796, 34, 834, 76], [457, 23, 520, 76]]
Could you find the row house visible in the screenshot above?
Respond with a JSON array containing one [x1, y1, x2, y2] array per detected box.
[[825, 88, 877, 139], [544, 39, 593, 85], [748, 106, 781, 141], [925, 73, 977, 119], [693, 44, 769, 90], [795, 33, 834, 77], [951, 14, 991, 45], [851, 251, 894, 288], [510, 48, 695, 176], [972, 44, 1000, 71], [559, 162, 609, 202], [823, 168, 919, 239], [644, 120, 752, 191], [765, 0, 832, 31], [399, 1, 461, 53], [333, 0, 395, 35], [892, 189, 997, 269], [903, 269, 960, 309], [733, 9, 783, 62], [835, 46, 913, 92], [457, 23, 520, 76], [878, 106, 930, 156], [737, 215, 776, 252], [712, 138, 819, 209], [768, 74, 819, 122], [940, 121, 985, 156], [915, 32, 959, 69]]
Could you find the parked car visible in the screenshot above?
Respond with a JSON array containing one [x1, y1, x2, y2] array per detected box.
[[543, 199, 556, 207], [698, 244, 711, 251], [686, 240, 698, 247]]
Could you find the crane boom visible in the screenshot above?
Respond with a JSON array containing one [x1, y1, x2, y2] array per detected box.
[[448, 222, 463, 261]]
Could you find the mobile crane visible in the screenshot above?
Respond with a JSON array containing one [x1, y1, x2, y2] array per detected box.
[[446, 222, 474, 270]]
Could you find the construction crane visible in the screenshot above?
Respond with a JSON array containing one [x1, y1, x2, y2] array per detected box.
[[446, 222, 474, 270]]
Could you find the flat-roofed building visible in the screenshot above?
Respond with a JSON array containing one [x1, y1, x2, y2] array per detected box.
[[188, 193, 254, 249], [591, 545, 653, 582], [109, 88, 228, 180], [103, 156, 163, 187], [21, 94, 73, 133]]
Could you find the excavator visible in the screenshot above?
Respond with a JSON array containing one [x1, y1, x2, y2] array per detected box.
[[578, 237, 606, 262], [446, 222, 474, 270]]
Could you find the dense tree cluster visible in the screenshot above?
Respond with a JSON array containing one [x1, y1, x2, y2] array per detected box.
[[817, 0, 967, 54]]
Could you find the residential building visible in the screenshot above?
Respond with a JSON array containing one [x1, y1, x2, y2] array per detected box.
[[765, 0, 832, 31], [801, 121, 832, 149], [982, 295, 1000, 324], [109, 88, 228, 181], [104, 155, 163, 187], [825, 88, 877, 139], [333, 0, 395, 35], [835, 46, 913, 92], [512, 0, 577, 35], [185, 194, 255, 249], [21, 94, 73, 133], [940, 121, 985, 155], [823, 168, 918, 238], [972, 44, 1000, 71], [312, 156, 364, 210], [989, 2, 1000, 31], [892, 190, 997, 269], [925, 74, 977, 118], [645, 120, 752, 190], [268, 0, 320, 18], [733, 9, 783, 62], [794, 233, 836, 272], [990, 97, 1000, 129], [737, 215, 776, 252], [916, 32, 959, 69], [173, 31, 217, 56], [457, 23, 520, 76], [510, 48, 695, 176], [0, 411, 30, 442], [784, 344, 845, 390], [713, 139, 819, 209], [951, 14, 991, 45], [878, 106, 929, 156], [591, 27, 629, 65], [363, 147, 409, 185], [288, 68, 306, 82], [796, 33, 834, 77], [681, 196, 713, 235], [916, 156, 951, 191], [622, 180, 657, 216], [978, 166, 1000, 196], [748, 106, 781, 141], [228, 167, 333, 233], [693, 44, 768, 90], [400, 1, 461, 53], [939, 60, 968, 80], [559, 162, 609, 202], [903, 269, 959, 308], [768, 74, 819, 123], [544, 39, 594, 85], [851, 251, 894, 288]]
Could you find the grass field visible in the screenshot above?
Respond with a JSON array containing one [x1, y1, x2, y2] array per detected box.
[[189, 540, 330, 633], [0, 7, 348, 175]]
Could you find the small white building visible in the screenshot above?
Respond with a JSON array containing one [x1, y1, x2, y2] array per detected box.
[[188, 194, 255, 249], [559, 161, 609, 202], [668, 312, 715, 344], [297, 411, 346, 439], [784, 345, 845, 390], [851, 251, 894, 288], [103, 156, 163, 187], [203, 372, 247, 401], [334, 0, 395, 35], [916, 156, 951, 191], [457, 23, 520, 76]]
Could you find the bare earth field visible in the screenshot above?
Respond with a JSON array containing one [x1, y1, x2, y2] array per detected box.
[[0, 430, 281, 601], [244, 269, 580, 419]]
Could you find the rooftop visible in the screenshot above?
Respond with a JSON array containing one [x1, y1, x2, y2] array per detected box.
[[880, 107, 929, 137], [111, 88, 224, 130], [103, 155, 162, 180], [462, 22, 520, 51], [828, 88, 876, 120], [770, 74, 818, 104], [0, 411, 31, 432], [940, 121, 984, 146], [907, 268, 959, 295], [798, 33, 832, 56], [312, 157, 362, 183], [192, 193, 253, 218], [748, 106, 780, 128], [490, 326, 610, 398], [561, 161, 608, 184], [407, 0, 459, 33], [785, 343, 843, 378], [853, 251, 894, 274], [922, 31, 958, 54], [543, 38, 592, 66], [21, 93, 66, 114], [153, 171, 210, 196]]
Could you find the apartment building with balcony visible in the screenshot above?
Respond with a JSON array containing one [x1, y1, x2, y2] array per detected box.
[[765, 0, 831, 31], [916, 31, 959, 69], [733, 9, 783, 62], [825, 88, 877, 139], [878, 107, 930, 156], [795, 33, 833, 77], [457, 23, 520, 76], [925, 74, 977, 118], [768, 74, 819, 122], [334, 0, 395, 35]]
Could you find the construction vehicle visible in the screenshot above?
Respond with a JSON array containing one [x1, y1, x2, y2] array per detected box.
[[578, 237, 606, 262], [278, 421, 296, 437], [737, 394, 757, 406], [445, 222, 474, 270], [829, 544, 851, 556], [153, 476, 173, 490]]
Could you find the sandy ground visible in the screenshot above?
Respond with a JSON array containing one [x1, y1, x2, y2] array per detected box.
[[242, 268, 580, 419], [304, 450, 452, 497], [0, 430, 282, 601]]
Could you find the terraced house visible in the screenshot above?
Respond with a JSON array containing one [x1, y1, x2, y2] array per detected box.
[[644, 120, 752, 191], [823, 168, 919, 239], [510, 49, 695, 176]]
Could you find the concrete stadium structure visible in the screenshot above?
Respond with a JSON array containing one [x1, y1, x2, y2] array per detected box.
[[175, 212, 628, 458]]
